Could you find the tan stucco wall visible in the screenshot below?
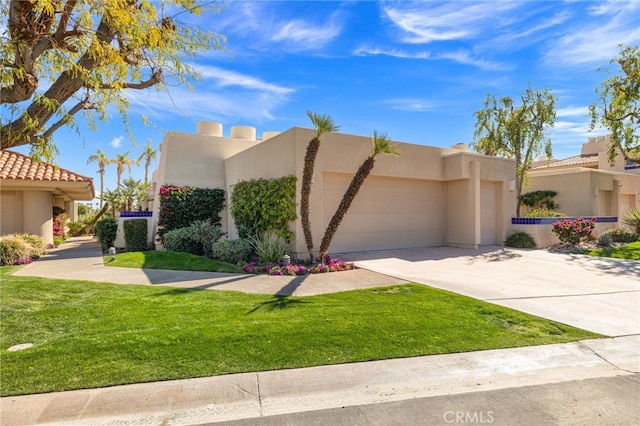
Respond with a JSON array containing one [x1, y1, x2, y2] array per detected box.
[[23, 190, 54, 245], [0, 190, 23, 236], [527, 168, 640, 219]]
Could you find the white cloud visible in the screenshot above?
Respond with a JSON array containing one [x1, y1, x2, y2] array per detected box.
[[544, 2, 640, 66], [352, 46, 430, 59], [556, 106, 590, 118], [195, 65, 294, 96], [271, 17, 342, 51], [437, 50, 512, 71], [110, 136, 123, 148], [383, 98, 435, 112], [383, 1, 522, 44]]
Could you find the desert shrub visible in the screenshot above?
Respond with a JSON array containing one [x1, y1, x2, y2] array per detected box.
[[520, 190, 560, 211], [163, 220, 225, 256], [524, 209, 566, 218], [623, 207, 640, 234], [95, 218, 118, 253], [250, 231, 289, 264], [552, 217, 596, 245], [17, 234, 46, 257], [0, 235, 31, 265], [598, 233, 613, 247], [67, 221, 87, 237], [211, 238, 253, 264], [504, 231, 536, 248], [123, 219, 149, 252], [602, 228, 638, 243]]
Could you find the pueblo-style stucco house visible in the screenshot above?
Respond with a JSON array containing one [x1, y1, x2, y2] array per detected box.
[[150, 122, 517, 255], [528, 135, 640, 218], [0, 150, 95, 245]]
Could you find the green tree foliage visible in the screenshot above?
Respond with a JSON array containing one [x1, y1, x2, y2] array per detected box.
[[230, 176, 297, 241], [1, 0, 225, 159], [590, 44, 640, 164], [112, 151, 139, 189], [520, 190, 559, 211], [472, 86, 556, 217], [300, 111, 339, 261], [318, 131, 401, 261], [137, 141, 157, 184]]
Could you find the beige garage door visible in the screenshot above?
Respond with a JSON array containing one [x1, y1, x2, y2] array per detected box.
[[322, 173, 444, 253]]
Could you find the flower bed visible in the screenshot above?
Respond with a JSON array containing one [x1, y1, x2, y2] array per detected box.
[[241, 256, 356, 276]]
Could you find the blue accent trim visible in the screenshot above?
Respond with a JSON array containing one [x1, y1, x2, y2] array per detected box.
[[119, 211, 153, 218], [512, 216, 617, 225]]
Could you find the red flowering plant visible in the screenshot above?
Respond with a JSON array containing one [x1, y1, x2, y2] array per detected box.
[[241, 256, 356, 276], [52, 207, 68, 242], [552, 217, 596, 245]]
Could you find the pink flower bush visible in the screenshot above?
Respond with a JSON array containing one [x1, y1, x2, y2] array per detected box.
[[552, 217, 596, 245], [241, 256, 356, 276]]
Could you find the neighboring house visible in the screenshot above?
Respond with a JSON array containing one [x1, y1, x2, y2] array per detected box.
[[528, 135, 640, 218], [0, 150, 95, 245], [150, 122, 518, 255]]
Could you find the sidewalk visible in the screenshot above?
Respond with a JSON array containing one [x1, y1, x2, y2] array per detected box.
[[2, 238, 639, 425]]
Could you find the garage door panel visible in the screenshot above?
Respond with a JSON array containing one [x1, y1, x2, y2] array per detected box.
[[322, 173, 443, 252]]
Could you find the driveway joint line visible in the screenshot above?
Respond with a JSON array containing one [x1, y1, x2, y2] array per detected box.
[[578, 340, 639, 374], [486, 289, 640, 301]]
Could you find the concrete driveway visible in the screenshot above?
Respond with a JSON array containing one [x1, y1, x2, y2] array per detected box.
[[344, 246, 640, 337]]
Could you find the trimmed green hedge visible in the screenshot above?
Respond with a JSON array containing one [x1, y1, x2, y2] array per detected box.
[[95, 218, 118, 253], [124, 219, 148, 252], [230, 176, 296, 241], [158, 185, 225, 238]]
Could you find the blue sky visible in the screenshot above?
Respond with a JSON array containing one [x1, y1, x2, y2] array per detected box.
[[10, 0, 640, 202]]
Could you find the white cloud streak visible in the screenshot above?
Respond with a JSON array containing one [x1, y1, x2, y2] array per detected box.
[[110, 136, 123, 148]]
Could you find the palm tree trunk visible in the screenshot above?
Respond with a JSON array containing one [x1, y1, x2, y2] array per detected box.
[[99, 170, 104, 209], [318, 157, 375, 261], [300, 137, 321, 261]]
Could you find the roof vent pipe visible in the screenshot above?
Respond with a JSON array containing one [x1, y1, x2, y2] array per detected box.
[[197, 121, 223, 137], [231, 126, 256, 140], [451, 143, 469, 151]]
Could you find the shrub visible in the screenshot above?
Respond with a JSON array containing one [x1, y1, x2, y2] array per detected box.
[[95, 218, 118, 253], [623, 207, 640, 234], [17, 234, 46, 258], [520, 190, 560, 211], [0, 235, 31, 266], [67, 221, 87, 237], [241, 256, 356, 275], [123, 219, 149, 252], [157, 185, 225, 239], [602, 228, 638, 243], [250, 231, 289, 264], [598, 233, 613, 247], [230, 176, 297, 241], [211, 238, 253, 264], [53, 207, 68, 240], [163, 220, 225, 256], [504, 231, 536, 248], [524, 209, 566, 218], [552, 217, 596, 245]]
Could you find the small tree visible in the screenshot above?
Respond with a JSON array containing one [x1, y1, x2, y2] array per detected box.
[[112, 151, 139, 189], [87, 148, 109, 208], [138, 141, 157, 185], [318, 131, 401, 262], [300, 111, 340, 262], [589, 44, 640, 165], [472, 86, 556, 217]]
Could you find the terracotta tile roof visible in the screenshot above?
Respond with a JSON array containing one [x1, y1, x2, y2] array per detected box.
[[0, 150, 92, 183], [531, 153, 599, 170]]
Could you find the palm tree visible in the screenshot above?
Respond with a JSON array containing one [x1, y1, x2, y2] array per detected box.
[[87, 148, 110, 208], [300, 111, 340, 262], [121, 177, 147, 211], [112, 151, 139, 189], [318, 131, 401, 262], [100, 188, 125, 217], [137, 141, 157, 185]]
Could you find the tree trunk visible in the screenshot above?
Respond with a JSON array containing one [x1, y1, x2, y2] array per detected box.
[[300, 137, 321, 262], [1, 17, 116, 149], [318, 157, 375, 261]]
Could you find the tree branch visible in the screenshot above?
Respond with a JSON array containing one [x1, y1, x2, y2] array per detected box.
[[40, 96, 96, 142], [96, 69, 163, 90]]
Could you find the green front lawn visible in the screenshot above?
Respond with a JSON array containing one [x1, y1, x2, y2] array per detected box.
[[105, 250, 243, 273], [587, 241, 640, 260], [1, 268, 600, 397]]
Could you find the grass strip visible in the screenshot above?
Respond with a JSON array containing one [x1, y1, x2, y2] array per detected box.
[[586, 241, 640, 260], [1, 270, 600, 396], [104, 251, 243, 273]]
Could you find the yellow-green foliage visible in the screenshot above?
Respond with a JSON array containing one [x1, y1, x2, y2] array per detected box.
[[17, 234, 47, 257], [0, 235, 31, 266]]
